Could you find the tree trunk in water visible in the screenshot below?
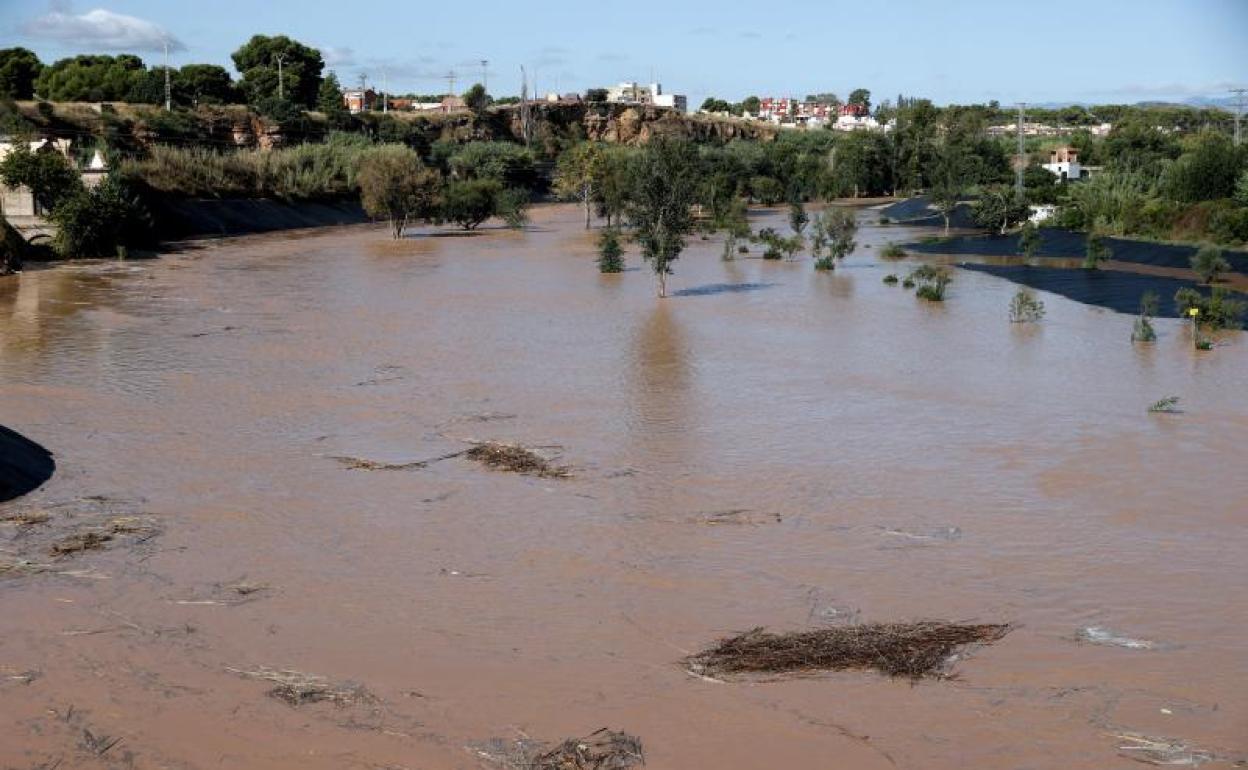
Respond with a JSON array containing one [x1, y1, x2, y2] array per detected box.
[[657, 271, 667, 298], [585, 197, 592, 229]]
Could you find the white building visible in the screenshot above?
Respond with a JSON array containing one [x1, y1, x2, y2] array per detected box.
[[1042, 146, 1083, 181], [604, 82, 687, 114]]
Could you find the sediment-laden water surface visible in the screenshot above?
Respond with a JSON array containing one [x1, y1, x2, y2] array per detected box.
[[2, 204, 1245, 769]]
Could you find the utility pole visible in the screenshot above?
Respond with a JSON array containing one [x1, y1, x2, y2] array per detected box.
[[444, 70, 457, 97], [1231, 88, 1247, 146], [274, 53, 286, 100], [519, 66, 532, 147], [480, 59, 489, 94], [162, 39, 171, 112], [1015, 102, 1026, 200], [382, 68, 388, 113]]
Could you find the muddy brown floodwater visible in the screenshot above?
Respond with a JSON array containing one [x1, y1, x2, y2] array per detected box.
[[2, 203, 1246, 769]]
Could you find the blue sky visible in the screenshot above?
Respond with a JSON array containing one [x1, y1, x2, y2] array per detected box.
[[2, 0, 1245, 108]]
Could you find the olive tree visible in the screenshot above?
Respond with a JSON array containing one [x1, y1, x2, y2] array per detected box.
[[357, 146, 441, 238]]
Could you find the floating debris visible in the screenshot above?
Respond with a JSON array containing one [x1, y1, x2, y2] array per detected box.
[[227, 666, 374, 707], [1148, 396, 1182, 414], [1077, 626, 1166, 651], [687, 622, 1010, 680], [692, 509, 782, 526], [1113, 731, 1217, 766], [0, 509, 50, 526], [475, 728, 644, 770], [332, 450, 467, 471], [465, 442, 569, 478], [50, 531, 113, 556], [878, 526, 962, 548]]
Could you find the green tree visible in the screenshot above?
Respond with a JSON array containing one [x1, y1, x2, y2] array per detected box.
[[34, 54, 145, 102], [317, 71, 349, 121], [973, 186, 1030, 234], [0, 48, 42, 99], [0, 145, 82, 212], [741, 96, 761, 115], [463, 83, 490, 113], [1161, 130, 1241, 203], [231, 35, 324, 108], [1235, 170, 1248, 205], [1084, 232, 1111, 269], [357, 146, 442, 238], [179, 64, 237, 105], [496, 187, 531, 229], [1175, 286, 1246, 331], [448, 141, 537, 188], [627, 138, 698, 297], [847, 88, 871, 112], [597, 227, 624, 272], [442, 178, 502, 230], [929, 142, 971, 234], [585, 88, 609, 102], [811, 208, 857, 271], [50, 178, 151, 258], [554, 142, 606, 229], [1018, 222, 1041, 260], [909, 264, 952, 301], [788, 199, 809, 239], [1190, 245, 1230, 284]]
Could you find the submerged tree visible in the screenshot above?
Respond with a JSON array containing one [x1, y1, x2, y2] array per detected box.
[[1132, 291, 1158, 342], [597, 227, 624, 273], [626, 138, 698, 298], [811, 208, 857, 271], [909, 264, 952, 301], [357, 146, 441, 238], [442, 178, 502, 230], [1008, 288, 1045, 322]]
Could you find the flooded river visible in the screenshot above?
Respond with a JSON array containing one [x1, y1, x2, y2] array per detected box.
[[2, 204, 1245, 768]]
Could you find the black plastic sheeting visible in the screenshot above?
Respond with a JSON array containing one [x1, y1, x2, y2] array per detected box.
[[151, 199, 370, 240], [879, 196, 979, 230], [907, 228, 1248, 274], [959, 264, 1213, 317], [0, 424, 55, 502]]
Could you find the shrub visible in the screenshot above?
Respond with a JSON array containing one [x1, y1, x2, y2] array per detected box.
[[597, 227, 624, 273], [1008, 289, 1045, 322], [882, 274, 899, 285], [880, 243, 906, 259], [1083, 232, 1111, 269], [1132, 291, 1158, 342], [0, 144, 83, 211], [1208, 206, 1248, 245], [357, 145, 442, 238], [1190, 245, 1230, 284], [1175, 286, 1246, 330], [496, 187, 531, 230], [902, 278, 915, 289], [50, 178, 152, 258], [878, 215, 891, 225], [908, 264, 952, 301], [749, 176, 784, 206], [1017, 222, 1041, 260], [811, 208, 857, 271], [442, 178, 502, 230]]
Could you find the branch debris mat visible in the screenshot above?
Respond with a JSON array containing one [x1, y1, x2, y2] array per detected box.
[[686, 621, 1011, 680]]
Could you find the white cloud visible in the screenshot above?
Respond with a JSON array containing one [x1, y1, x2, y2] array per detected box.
[[322, 46, 355, 66], [22, 7, 183, 52]]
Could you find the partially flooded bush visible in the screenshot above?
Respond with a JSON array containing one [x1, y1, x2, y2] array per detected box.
[[880, 242, 906, 260], [1175, 286, 1246, 330], [1132, 291, 1159, 342], [909, 264, 952, 301], [882, 274, 899, 285], [1008, 289, 1046, 322]]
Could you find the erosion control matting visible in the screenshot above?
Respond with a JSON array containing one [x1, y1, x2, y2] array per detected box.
[[0, 425, 55, 502], [879, 196, 979, 230], [906, 228, 1248, 273], [959, 264, 1214, 317], [687, 622, 1010, 681]]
